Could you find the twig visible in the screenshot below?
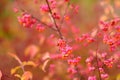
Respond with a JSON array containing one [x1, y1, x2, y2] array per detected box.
[[45, 0, 63, 39], [15, 0, 57, 31]]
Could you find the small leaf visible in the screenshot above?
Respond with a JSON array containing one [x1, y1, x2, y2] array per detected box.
[[42, 59, 50, 72], [22, 61, 37, 67], [14, 74, 21, 79], [11, 66, 21, 75], [21, 71, 32, 80], [42, 52, 50, 60], [8, 52, 22, 65], [25, 44, 39, 59]]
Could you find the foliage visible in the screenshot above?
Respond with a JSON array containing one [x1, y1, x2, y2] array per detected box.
[[0, 0, 120, 80]]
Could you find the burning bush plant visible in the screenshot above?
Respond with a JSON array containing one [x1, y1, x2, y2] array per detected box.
[[0, 0, 120, 80]]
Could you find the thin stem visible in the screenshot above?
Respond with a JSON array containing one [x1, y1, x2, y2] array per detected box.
[[45, 0, 63, 39], [15, 0, 57, 31]]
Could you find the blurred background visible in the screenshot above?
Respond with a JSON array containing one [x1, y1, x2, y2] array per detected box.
[[0, 0, 120, 80]]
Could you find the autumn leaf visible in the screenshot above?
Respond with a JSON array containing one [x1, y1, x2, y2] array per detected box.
[[8, 52, 22, 65], [42, 59, 50, 72], [14, 74, 21, 79], [25, 44, 39, 59], [21, 71, 33, 80], [9, 52, 25, 75], [22, 61, 37, 67], [11, 66, 21, 75], [11, 61, 36, 75], [42, 52, 50, 61]]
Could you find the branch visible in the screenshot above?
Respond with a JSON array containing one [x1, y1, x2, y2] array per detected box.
[[45, 0, 63, 39], [15, 0, 57, 31]]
